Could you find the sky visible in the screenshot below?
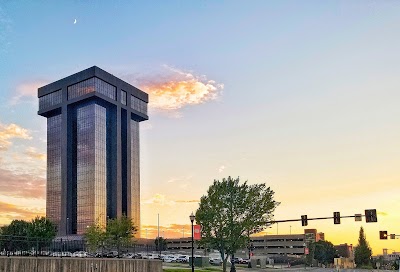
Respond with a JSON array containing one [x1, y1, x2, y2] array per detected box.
[[0, 0, 399, 254]]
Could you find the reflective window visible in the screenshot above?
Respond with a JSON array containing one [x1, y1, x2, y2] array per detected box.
[[95, 78, 116, 100], [121, 90, 127, 105], [68, 78, 116, 100], [130, 120, 140, 232], [76, 103, 107, 234], [130, 95, 147, 115], [39, 90, 62, 110], [46, 114, 62, 231]]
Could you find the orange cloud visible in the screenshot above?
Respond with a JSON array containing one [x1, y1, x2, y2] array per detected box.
[[0, 201, 44, 225], [24, 147, 46, 161], [126, 66, 223, 116], [0, 123, 31, 151], [143, 193, 199, 206], [141, 224, 193, 239], [0, 167, 45, 199]]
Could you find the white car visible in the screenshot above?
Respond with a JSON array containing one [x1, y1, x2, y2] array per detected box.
[[210, 258, 223, 265], [176, 255, 189, 263], [72, 251, 87, 258], [163, 255, 178, 263]]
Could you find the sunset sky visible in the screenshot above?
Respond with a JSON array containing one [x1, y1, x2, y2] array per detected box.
[[0, 1, 399, 254]]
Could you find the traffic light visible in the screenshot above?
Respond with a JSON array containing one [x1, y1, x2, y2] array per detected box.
[[390, 234, 396, 239], [333, 212, 341, 224], [379, 231, 388, 240], [354, 214, 362, 222], [301, 215, 308, 226], [365, 209, 377, 223]]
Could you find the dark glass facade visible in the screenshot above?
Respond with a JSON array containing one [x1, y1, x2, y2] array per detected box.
[[130, 95, 147, 115], [67, 77, 116, 101], [38, 67, 148, 236], [39, 89, 62, 110], [76, 103, 107, 234], [46, 114, 62, 229]]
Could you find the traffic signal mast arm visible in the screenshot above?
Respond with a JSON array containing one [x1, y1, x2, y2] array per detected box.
[[268, 215, 361, 224], [265, 209, 377, 226]]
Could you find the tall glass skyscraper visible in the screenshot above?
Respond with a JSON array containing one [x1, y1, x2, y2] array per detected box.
[[38, 67, 148, 236]]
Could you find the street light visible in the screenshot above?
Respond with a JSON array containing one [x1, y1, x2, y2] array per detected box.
[[189, 212, 195, 272]]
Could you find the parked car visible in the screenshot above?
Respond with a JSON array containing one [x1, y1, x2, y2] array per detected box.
[[231, 257, 243, 264], [72, 251, 87, 258], [176, 255, 189, 263], [161, 255, 176, 262], [240, 258, 250, 264], [209, 258, 223, 265], [106, 251, 119, 258]]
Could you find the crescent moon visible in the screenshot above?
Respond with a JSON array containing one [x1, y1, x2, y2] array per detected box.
[[74, 19, 77, 24]]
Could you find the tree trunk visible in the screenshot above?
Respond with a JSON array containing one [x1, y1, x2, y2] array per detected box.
[[230, 253, 236, 272], [223, 253, 229, 272]]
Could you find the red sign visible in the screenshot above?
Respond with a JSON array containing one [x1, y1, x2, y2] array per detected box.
[[304, 248, 309, 255], [194, 225, 201, 240]]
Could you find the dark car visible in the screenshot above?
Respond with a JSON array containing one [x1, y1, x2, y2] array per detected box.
[[231, 257, 243, 264]]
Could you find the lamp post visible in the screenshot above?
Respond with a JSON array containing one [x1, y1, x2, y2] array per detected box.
[[189, 212, 195, 272], [303, 242, 307, 270]]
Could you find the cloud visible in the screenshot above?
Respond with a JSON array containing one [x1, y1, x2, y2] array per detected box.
[[143, 193, 199, 206], [124, 66, 224, 116], [0, 201, 44, 223], [140, 224, 193, 239], [0, 123, 31, 151], [143, 193, 175, 206], [24, 147, 46, 161], [175, 200, 199, 203], [10, 80, 48, 105], [0, 167, 46, 199], [218, 165, 225, 173]]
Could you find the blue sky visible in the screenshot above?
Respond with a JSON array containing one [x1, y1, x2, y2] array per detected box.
[[1, 1, 400, 252]]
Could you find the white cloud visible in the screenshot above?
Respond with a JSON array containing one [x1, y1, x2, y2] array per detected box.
[[10, 80, 48, 105], [0, 123, 31, 151], [218, 165, 225, 173], [24, 147, 46, 161]]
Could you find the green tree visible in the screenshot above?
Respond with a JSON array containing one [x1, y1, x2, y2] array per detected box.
[[354, 226, 372, 267], [28, 216, 57, 252], [85, 216, 137, 256], [84, 222, 107, 253], [196, 176, 279, 272], [106, 215, 137, 257], [312, 240, 338, 265], [28, 216, 57, 240], [0, 220, 30, 251], [155, 237, 167, 251]]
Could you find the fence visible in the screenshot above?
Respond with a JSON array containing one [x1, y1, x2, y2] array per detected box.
[[0, 257, 162, 272], [0, 235, 157, 257]]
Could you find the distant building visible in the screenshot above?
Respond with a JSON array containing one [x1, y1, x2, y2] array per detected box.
[[379, 249, 400, 261], [316, 232, 325, 241], [335, 243, 354, 258], [166, 234, 306, 257], [38, 66, 148, 236], [304, 229, 317, 245]]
